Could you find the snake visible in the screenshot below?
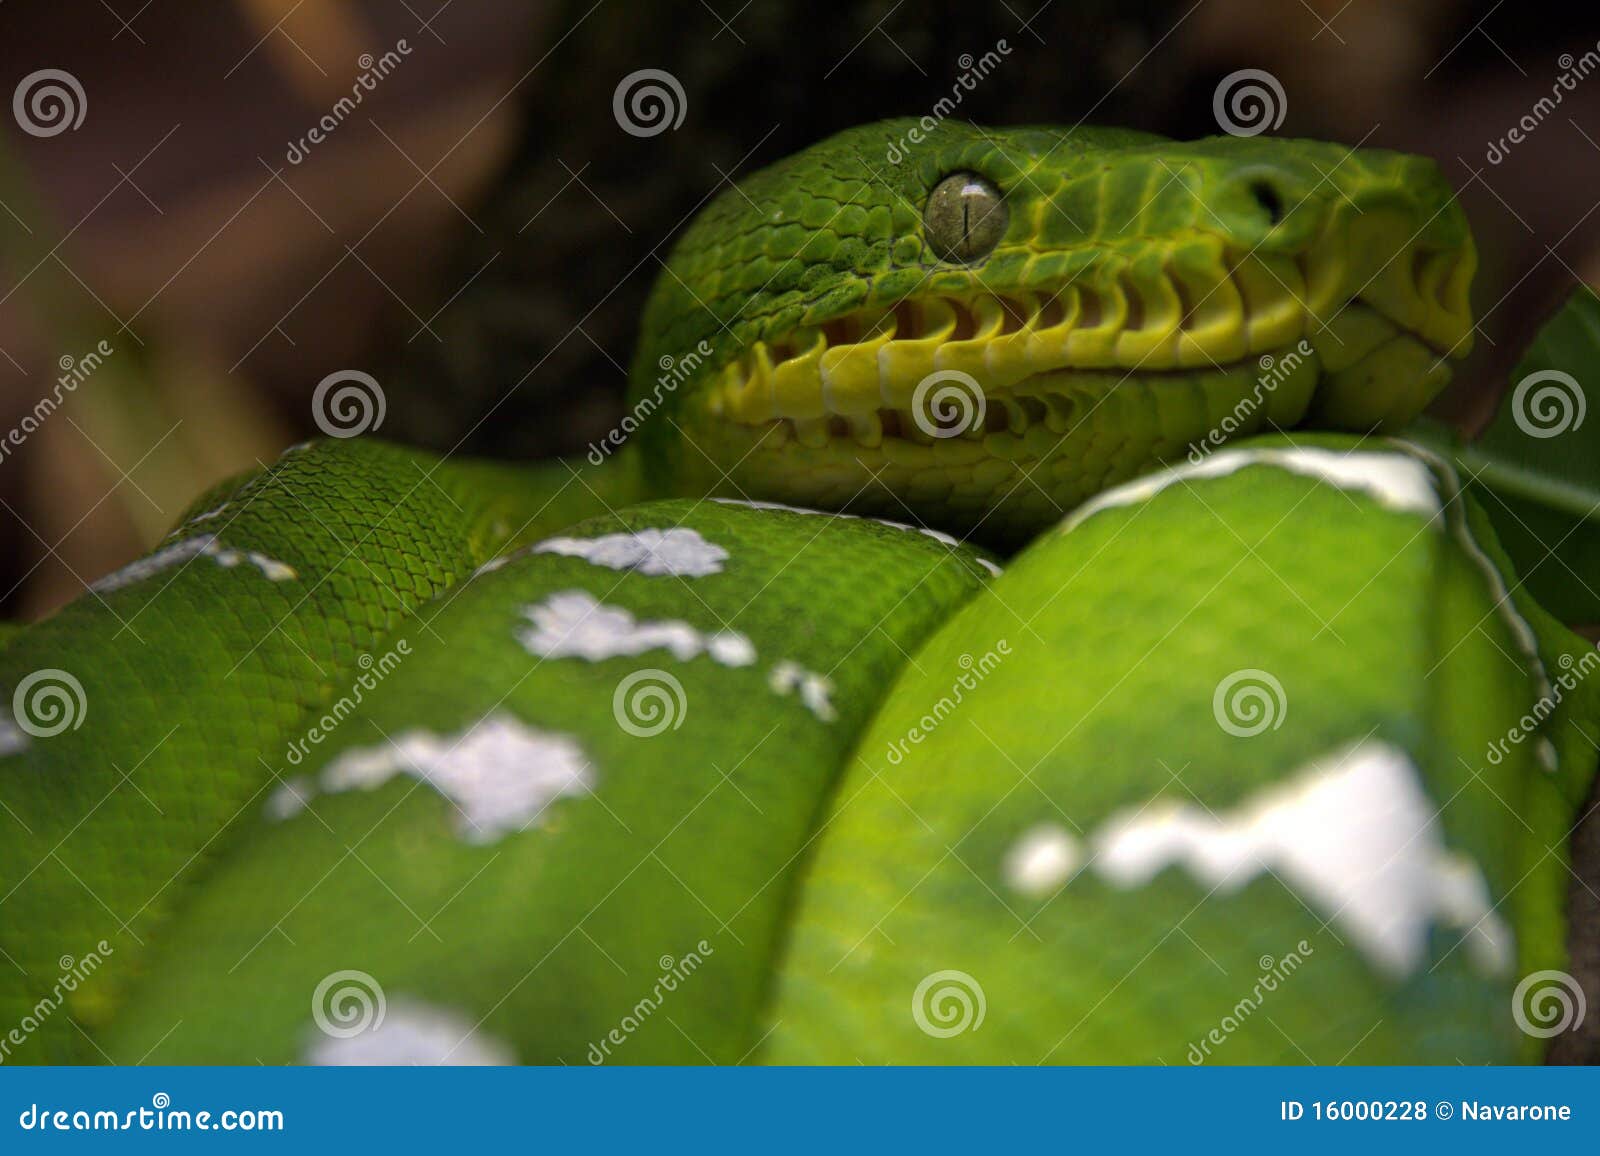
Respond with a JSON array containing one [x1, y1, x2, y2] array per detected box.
[[1, 119, 1594, 1065]]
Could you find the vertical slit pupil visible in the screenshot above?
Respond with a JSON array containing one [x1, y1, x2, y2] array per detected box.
[[926, 172, 1005, 263]]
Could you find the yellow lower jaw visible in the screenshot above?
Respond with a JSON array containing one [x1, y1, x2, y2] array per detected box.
[[1304, 302, 1453, 428], [710, 268, 1314, 428], [709, 221, 1473, 433], [683, 343, 1333, 546]]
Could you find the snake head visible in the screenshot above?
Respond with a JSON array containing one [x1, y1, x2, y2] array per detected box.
[[629, 119, 1476, 544]]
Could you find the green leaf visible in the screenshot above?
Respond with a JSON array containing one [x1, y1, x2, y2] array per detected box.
[[1418, 287, 1600, 629]]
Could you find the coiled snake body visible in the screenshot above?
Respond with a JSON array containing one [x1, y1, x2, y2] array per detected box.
[[0, 121, 1593, 1065]]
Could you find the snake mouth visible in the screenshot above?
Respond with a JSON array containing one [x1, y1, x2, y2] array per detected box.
[[707, 232, 1476, 452]]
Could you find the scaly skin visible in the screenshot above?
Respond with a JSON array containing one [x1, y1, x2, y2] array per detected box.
[[0, 123, 1593, 1065], [631, 120, 1475, 543]]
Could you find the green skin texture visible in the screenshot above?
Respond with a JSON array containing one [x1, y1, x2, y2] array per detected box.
[[0, 122, 1593, 1064], [629, 121, 1475, 543]]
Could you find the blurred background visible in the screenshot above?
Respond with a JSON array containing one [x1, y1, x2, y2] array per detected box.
[[1, 0, 1597, 618]]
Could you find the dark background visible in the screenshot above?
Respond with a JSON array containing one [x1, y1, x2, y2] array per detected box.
[[2, 0, 1597, 618]]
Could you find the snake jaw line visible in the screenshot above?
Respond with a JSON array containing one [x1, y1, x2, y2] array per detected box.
[[634, 121, 1477, 542], [712, 230, 1471, 422], [688, 234, 1469, 539]]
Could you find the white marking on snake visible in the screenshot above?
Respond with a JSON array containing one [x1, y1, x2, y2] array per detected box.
[[1003, 823, 1083, 896], [304, 998, 515, 1066], [264, 776, 313, 821], [188, 503, 227, 524], [1090, 740, 1512, 977], [710, 498, 1002, 576], [1447, 514, 1553, 703], [768, 660, 837, 721], [519, 590, 755, 666], [533, 527, 728, 577], [712, 497, 822, 516], [315, 713, 593, 844], [92, 534, 297, 592], [1395, 439, 1555, 715], [0, 716, 27, 757], [1060, 448, 1440, 535]]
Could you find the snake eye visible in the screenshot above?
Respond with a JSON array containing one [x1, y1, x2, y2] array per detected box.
[[923, 172, 1007, 263]]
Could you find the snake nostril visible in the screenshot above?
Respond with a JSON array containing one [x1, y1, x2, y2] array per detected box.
[[1247, 178, 1285, 226]]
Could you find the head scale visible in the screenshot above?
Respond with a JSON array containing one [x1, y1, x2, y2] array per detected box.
[[629, 119, 1476, 544]]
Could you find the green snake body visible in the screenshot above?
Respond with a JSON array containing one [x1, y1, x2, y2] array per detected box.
[[0, 121, 1593, 1065]]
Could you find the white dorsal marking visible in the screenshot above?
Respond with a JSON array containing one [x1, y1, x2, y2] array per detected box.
[[518, 590, 755, 666], [1060, 447, 1440, 535], [532, 527, 728, 577]]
